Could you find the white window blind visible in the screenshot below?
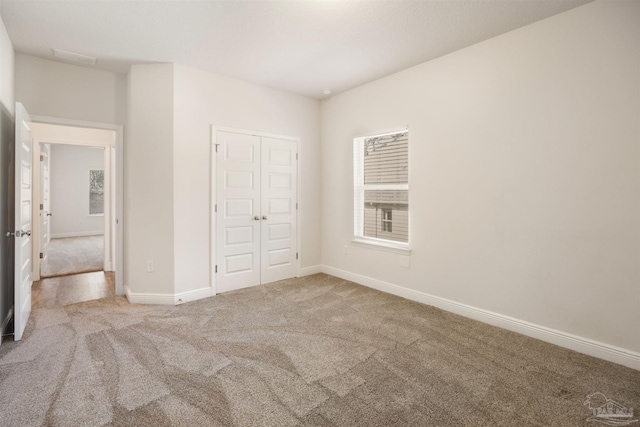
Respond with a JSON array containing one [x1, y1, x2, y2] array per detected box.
[[354, 130, 409, 246]]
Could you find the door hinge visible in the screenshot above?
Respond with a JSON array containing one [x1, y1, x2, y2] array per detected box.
[[39, 252, 43, 259], [40, 203, 43, 210], [296, 252, 299, 260], [214, 204, 217, 213], [215, 144, 219, 153], [296, 202, 298, 210], [215, 265, 218, 273], [296, 153, 298, 160], [40, 154, 44, 161]]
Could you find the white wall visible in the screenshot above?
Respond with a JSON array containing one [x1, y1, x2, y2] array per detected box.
[[127, 63, 321, 299], [0, 16, 14, 117], [321, 0, 640, 356], [126, 64, 175, 296], [172, 64, 321, 296], [49, 144, 105, 237], [15, 53, 126, 125]]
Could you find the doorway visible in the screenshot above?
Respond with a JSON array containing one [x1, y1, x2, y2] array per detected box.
[[10, 104, 123, 340], [38, 144, 106, 279], [30, 119, 122, 308], [213, 128, 299, 294]]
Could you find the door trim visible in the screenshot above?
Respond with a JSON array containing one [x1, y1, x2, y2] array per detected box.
[[32, 140, 111, 280], [30, 115, 124, 296], [210, 126, 301, 295], [37, 144, 50, 277]]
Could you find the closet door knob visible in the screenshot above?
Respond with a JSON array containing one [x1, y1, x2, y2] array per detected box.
[[262, 216, 268, 220], [254, 216, 260, 221]]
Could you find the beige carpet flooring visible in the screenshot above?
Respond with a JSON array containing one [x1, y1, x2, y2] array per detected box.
[[0, 274, 637, 426], [41, 235, 104, 278]]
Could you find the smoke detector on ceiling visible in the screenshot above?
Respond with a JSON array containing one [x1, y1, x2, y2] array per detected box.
[[52, 49, 97, 66]]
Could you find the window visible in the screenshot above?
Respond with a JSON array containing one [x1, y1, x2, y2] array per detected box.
[[382, 209, 392, 232], [89, 169, 104, 215], [354, 129, 408, 248]]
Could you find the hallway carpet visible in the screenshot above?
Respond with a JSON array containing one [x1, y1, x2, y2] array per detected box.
[[0, 274, 637, 426], [41, 235, 104, 278]]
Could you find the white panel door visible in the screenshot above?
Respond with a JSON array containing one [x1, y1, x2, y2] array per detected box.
[[216, 131, 261, 293], [14, 103, 33, 341], [260, 138, 297, 284], [215, 131, 298, 293], [40, 144, 51, 272]]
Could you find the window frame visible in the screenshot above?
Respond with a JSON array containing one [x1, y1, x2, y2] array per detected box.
[[381, 208, 392, 232], [353, 129, 410, 254]]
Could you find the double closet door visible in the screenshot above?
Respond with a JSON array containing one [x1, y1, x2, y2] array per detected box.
[[215, 130, 298, 293]]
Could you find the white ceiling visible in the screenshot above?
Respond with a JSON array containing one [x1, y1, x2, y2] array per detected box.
[[0, 0, 591, 99]]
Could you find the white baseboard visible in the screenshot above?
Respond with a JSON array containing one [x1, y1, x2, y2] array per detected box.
[[51, 231, 103, 239], [125, 286, 175, 305], [322, 265, 640, 371], [175, 287, 213, 305], [299, 265, 323, 276], [125, 285, 214, 305]]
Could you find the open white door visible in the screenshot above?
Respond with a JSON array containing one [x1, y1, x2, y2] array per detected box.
[[14, 103, 33, 341], [40, 144, 51, 273]]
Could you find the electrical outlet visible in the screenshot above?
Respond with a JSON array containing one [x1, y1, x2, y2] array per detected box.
[[344, 244, 350, 255], [146, 260, 154, 273]]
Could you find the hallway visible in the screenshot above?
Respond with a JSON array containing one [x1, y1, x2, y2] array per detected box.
[[31, 271, 115, 310], [41, 235, 104, 278]]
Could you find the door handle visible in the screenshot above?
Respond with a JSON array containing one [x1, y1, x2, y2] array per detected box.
[[262, 216, 268, 220], [254, 216, 260, 221], [5, 231, 14, 237], [16, 230, 31, 237], [46, 212, 52, 217]]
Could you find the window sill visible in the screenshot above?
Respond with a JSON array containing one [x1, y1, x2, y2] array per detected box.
[[89, 214, 105, 217], [351, 238, 411, 255]]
